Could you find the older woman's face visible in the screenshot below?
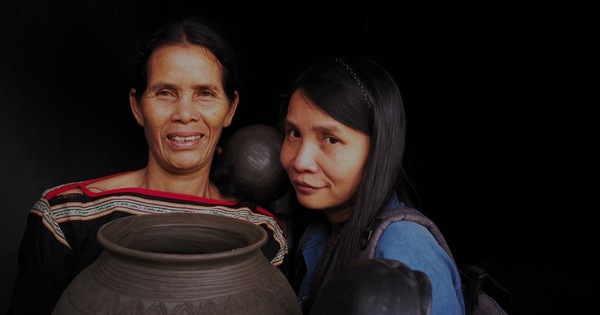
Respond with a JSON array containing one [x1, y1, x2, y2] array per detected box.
[[280, 91, 370, 225], [130, 44, 238, 174]]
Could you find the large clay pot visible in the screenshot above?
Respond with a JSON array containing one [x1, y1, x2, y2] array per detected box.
[[52, 213, 302, 315]]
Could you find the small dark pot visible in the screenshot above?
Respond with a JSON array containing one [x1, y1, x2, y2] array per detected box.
[[309, 258, 432, 315]]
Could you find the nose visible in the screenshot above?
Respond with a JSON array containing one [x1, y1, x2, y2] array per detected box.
[[172, 94, 198, 123], [290, 141, 318, 173]]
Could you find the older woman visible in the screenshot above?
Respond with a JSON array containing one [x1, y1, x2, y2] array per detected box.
[[8, 16, 288, 315]]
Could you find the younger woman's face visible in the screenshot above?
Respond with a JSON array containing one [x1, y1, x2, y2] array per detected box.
[[280, 90, 370, 224]]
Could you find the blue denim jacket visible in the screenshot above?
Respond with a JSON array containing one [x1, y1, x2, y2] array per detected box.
[[297, 194, 465, 315]]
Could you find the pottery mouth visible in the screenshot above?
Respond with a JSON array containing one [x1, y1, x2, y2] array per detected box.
[[97, 213, 267, 261], [123, 225, 249, 254]]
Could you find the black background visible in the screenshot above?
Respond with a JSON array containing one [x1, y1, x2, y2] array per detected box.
[[1, 1, 598, 314]]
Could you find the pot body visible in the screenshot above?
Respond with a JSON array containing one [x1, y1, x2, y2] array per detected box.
[[52, 213, 301, 315]]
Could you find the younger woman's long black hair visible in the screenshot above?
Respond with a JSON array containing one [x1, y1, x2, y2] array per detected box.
[[283, 56, 415, 312]]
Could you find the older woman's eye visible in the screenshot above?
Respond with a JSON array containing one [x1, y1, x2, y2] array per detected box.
[[195, 87, 220, 99], [155, 90, 175, 98]]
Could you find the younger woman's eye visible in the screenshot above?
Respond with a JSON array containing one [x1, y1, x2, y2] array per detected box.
[[287, 130, 300, 138], [324, 137, 339, 144]]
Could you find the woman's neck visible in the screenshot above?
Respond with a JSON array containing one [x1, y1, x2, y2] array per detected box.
[[323, 205, 352, 226], [138, 166, 223, 199]]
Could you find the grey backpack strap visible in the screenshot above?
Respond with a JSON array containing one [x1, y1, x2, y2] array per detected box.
[[359, 206, 511, 315], [359, 206, 455, 263]]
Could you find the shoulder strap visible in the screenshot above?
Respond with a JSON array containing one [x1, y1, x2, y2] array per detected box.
[[360, 206, 510, 315], [359, 206, 455, 263]]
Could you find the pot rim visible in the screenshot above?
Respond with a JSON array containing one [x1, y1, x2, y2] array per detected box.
[[96, 213, 268, 263]]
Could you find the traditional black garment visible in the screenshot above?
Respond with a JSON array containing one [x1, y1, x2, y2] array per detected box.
[[8, 173, 288, 315]]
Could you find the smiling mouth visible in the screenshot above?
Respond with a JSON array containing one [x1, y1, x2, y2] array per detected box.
[[167, 135, 202, 142], [294, 181, 321, 193]]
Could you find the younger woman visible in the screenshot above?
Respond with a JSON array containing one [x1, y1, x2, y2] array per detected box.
[[280, 56, 465, 315]]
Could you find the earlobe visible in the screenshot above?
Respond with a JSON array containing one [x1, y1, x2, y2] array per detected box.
[[223, 91, 239, 127], [129, 88, 144, 126]]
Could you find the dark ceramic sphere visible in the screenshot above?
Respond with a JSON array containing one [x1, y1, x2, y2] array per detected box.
[[223, 124, 290, 205]]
